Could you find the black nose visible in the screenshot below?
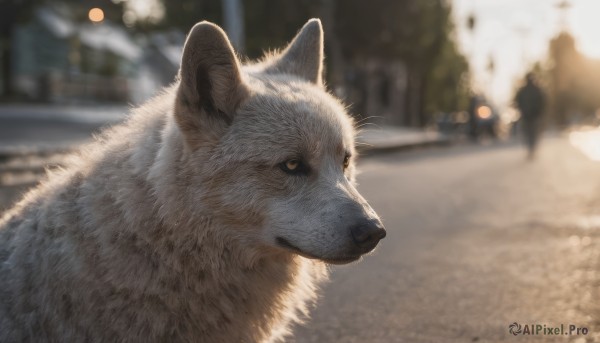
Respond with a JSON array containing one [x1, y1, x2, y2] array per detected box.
[[349, 219, 386, 252]]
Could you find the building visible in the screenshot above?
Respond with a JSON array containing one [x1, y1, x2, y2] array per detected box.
[[12, 6, 141, 103]]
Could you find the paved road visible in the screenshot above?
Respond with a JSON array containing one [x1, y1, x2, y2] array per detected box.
[[293, 135, 600, 343]]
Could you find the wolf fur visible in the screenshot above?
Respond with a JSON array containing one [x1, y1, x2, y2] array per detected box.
[[0, 19, 384, 342]]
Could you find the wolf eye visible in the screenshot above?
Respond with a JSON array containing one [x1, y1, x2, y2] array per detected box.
[[343, 155, 351, 170], [279, 159, 308, 175], [286, 160, 299, 171]]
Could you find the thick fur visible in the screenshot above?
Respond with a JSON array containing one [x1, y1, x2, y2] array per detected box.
[[0, 19, 383, 342]]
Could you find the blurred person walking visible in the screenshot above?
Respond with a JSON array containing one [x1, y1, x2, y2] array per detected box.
[[515, 73, 545, 159], [467, 94, 480, 142]]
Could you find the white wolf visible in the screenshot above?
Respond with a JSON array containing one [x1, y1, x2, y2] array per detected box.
[[0, 19, 385, 342]]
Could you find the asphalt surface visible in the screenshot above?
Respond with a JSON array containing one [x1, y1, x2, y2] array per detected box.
[[1, 131, 599, 342], [0, 105, 125, 153], [292, 135, 600, 343]]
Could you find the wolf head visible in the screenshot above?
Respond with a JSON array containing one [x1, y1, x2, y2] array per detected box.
[[173, 19, 385, 264]]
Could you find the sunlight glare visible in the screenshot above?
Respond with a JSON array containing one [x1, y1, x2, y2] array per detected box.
[[570, 0, 600, 59], [569, 128, 600, 161], [125, 0, 165, 24]]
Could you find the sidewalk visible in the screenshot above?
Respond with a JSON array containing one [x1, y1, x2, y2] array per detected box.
[[357, 126, 450, 155], [0, 104, 128, 124], [0, 104, 449, 157], [0, 104, 128, 156]]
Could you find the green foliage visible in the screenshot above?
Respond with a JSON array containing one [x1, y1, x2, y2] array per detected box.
[[425, 33, 471, 114], [145, 0, 471, 125], [334, 0, 470, 122], [244, 0, 320, 58], [159, 1, 222, 32], [335, 0, 443, 63]]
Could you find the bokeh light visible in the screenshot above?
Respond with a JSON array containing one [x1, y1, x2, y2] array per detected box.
[[477, 105, 492, 119], [569, 128, 600, 161], [88, 8, 105, 23]]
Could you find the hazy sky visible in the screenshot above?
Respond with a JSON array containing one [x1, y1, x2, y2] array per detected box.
[[452, 0, 600, 108]]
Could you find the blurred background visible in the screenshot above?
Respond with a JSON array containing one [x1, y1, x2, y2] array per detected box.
[[1, 0, 600, 341], [2, 0, 600, 127]]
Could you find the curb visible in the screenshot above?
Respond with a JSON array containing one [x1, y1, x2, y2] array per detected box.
[[356, 137, 452, 156], [0, 145, 75, 161]]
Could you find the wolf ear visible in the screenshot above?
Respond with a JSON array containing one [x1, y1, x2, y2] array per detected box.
[[263, 18, 324, 86], [175, 21, 249, 142]]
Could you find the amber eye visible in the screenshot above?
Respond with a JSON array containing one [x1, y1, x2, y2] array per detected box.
[[280, 159, 308, 175], [286, 160, 299, 171], [343, 155, 350, 170]]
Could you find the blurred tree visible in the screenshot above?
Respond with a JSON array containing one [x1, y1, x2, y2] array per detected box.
[[467, 13, 476, 32], [152, 0, 319, 57], [335, 0, 469, 126], [0, 0, 35, 97], [156, 1, 222, 33], [547, 32, 579, 127], [149, 0, 469, 127], [244, 0, 319, 58], [542, 31, 600, 127], [425, 32, 470, 116]]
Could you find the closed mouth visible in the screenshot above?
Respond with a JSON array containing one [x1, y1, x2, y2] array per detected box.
[[321, 256, 361, 265], [275, 237, 361, 265]]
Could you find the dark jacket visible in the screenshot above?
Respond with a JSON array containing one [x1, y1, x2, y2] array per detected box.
[[515, 82, 545, 122]]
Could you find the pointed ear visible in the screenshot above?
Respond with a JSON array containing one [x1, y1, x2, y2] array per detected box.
[[263, 18, 324, 85], [175, 21, 249, 143]]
